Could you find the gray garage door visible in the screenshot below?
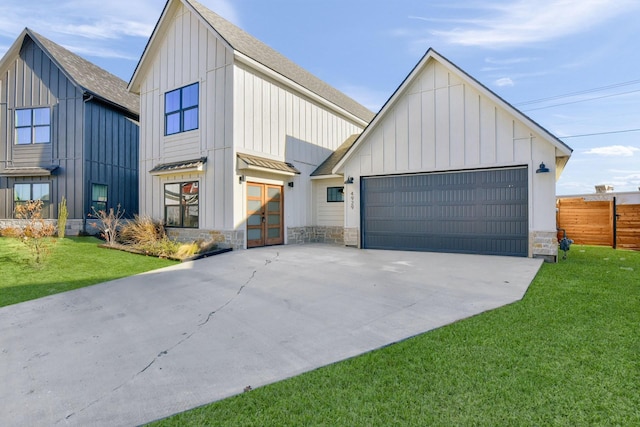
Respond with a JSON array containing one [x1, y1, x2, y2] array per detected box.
[[361, 167, 528, 256]]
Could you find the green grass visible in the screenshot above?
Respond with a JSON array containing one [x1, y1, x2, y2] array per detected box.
[[0, 236, 177, 307], [150, 246, 640, 426]]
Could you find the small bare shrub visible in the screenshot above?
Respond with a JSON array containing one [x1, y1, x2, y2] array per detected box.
[[90, 204, 125, 246], [14, 200, 56, 265], [0, 226, 23, 238]]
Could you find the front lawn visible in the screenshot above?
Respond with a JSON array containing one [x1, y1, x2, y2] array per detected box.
[[151, 246, 640, 426], [0, 236, 177, 307]]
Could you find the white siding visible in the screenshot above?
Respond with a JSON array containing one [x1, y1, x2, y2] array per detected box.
[[137, 3, 234, 230], [233, 62, 364, 230], [341, 56, 563, 251]]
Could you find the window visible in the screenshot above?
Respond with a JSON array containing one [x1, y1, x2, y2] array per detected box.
[[14, 183, 51, 218], [165, 83, 199, 135], [327, 186, 344, 202], [164, 182, 199, 228], [15, 107, 51, 144], [91, 184, 108, 213]]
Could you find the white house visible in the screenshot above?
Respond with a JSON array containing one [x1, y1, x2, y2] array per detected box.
[[330, 49, 573, 260], [130, 1, 572, 260], [128, 0, 373, 249]]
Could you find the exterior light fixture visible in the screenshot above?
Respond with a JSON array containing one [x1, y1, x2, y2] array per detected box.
[[288, 181, 294, 188], [536, 162, 550, 173], [239, 174, 246, 183], [344, 176, 354, 184]]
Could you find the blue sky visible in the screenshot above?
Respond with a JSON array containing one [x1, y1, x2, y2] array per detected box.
[[1, 0, 639, 195]]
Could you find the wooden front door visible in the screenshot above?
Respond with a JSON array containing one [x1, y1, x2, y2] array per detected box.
[[246, 183, 284, 248]]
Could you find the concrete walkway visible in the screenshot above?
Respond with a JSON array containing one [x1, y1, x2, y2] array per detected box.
[[0, 245, 542, 426]]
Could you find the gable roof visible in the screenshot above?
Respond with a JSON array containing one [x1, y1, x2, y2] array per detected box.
[[311, 134, 360, 177], [333, 48, 573, 175], [0, 28, 139, 116], [129, 0, 373, 124]]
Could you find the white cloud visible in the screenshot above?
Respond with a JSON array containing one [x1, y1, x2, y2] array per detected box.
[[584, 145, 640, 156], [495, 77, 514, 87], [430, 0, 639, 47]]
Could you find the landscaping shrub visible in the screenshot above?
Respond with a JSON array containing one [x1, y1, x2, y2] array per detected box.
[[90, 204, 125, 245], [119, 215, 166, 246], [57, 197, 68, 238], [14, 200, 56, 265]]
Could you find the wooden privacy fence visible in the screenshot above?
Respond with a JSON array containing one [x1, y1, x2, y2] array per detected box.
[[556, 197, 640, 250]]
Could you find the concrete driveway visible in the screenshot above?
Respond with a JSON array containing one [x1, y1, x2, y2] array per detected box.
[[0, 245, 542, 426]]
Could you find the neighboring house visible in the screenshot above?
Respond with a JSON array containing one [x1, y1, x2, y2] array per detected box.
[[330, 49, 573, 260], [128, 0, 373, 249], [0, 28, 139, 234]]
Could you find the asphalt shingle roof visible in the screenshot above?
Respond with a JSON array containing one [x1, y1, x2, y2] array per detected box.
[[28, 29, 139, 115], [185, 0, 374, 124], [311, 134, 360, 176]]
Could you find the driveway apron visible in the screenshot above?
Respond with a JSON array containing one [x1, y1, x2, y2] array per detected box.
[[0, 245, 543, 426]]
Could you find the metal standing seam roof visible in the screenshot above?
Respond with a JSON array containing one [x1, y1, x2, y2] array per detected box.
[[25, 29, 139, 115], [237, 153, 300, 175], [184, 0, 374, 124], [0, 166, 59, 177], [311, 134, 360, 176], [149, 157, 207, 174]]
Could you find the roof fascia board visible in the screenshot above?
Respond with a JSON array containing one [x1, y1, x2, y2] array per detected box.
[[332, 49, 572, 174], [310, 174, 343, 180], [234, 51, 369, 128]]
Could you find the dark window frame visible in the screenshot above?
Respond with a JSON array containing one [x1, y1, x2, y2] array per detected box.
[[15, 107, 51, 145], [327, 186, 345, 203], [164, 83, 199, 136], [14, 182, 51, 218], [91, 183, 108, 214], [164, 181, 199, 228]]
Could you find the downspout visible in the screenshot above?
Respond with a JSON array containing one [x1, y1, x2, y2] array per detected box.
[[81, 93, 94, 233]]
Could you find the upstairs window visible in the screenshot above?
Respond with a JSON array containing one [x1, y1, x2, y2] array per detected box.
[[15, 107, 51, 144], [165, 83, 199, 135], [327, 186, 345, 202], [14, 183, 51, 218]]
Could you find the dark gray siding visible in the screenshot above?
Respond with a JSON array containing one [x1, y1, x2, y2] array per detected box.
[[84, 101, 139, 218], [361, 167, 529, 257], [0, 37, 84, 219]]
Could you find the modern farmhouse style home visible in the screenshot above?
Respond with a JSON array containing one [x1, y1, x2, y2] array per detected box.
[[128, 0, 373, 249], [0, 29, 139, 234], [131, 0, 572, 260]]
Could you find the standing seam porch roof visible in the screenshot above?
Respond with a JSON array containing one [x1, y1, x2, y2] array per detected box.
[[0, 28, 139, 116], [129, 0, 374, 124]]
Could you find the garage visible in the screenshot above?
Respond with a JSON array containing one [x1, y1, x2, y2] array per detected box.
[[361, 167, 528, 256]]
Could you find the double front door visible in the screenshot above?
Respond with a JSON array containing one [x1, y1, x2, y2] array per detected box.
[[247, 183, 284, 248]]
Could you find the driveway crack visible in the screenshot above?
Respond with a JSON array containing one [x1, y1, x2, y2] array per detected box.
[[58, 253, 280, 422]]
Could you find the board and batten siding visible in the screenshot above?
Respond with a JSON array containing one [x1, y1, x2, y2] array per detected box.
[[84, 101, 139, 218], [0, 36, 85, 219], [342, 58, 558, 233], [137, 2, 235, 230], [233, 63, 364, 229]]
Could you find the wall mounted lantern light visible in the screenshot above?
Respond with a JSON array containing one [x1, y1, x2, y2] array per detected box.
[[536, 162, 550, 173], [288, 181, 294, 188], [239, 174, 246, 183], [344, 176, 354, 184]]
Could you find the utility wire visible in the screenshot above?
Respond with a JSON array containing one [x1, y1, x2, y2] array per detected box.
[[522, 88, 640, 112], [560, 128, 640, 139], [514, 78, 640, 106]]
